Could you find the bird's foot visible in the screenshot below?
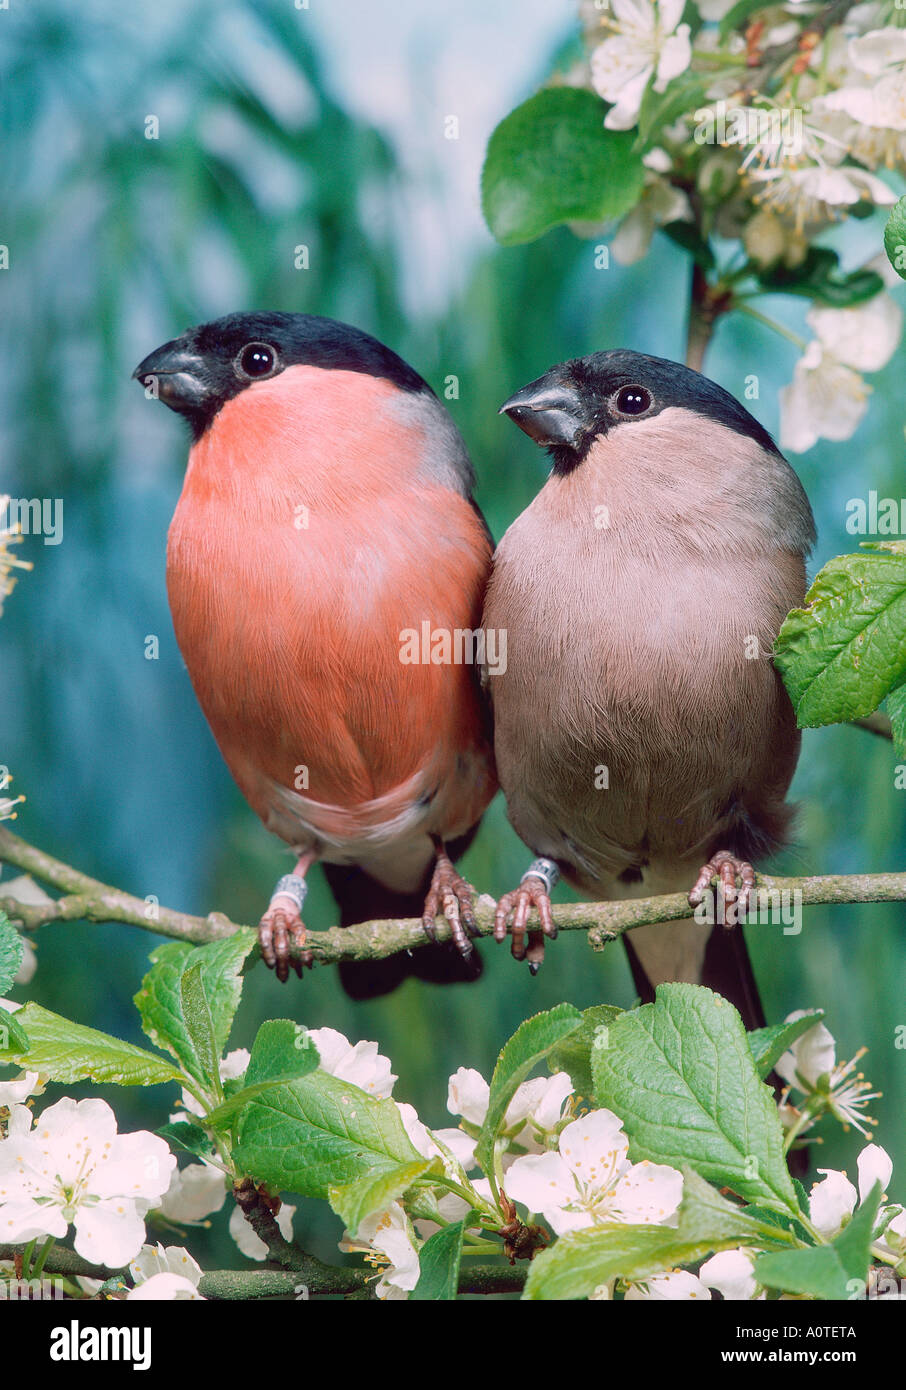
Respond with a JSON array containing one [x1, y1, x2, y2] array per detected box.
[[422, 844, 478, 959], [259, 870, 314, 982], [688, 851, 755, 922], [494, 858, 559, 973]]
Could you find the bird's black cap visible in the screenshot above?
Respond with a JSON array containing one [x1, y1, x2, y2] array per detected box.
[[500, 349, 783, 474], [133, 311, 429, 439]]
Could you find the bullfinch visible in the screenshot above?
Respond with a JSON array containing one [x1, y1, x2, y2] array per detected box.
[[134, 312, 496, 995], [483, 349, 815, 1028]]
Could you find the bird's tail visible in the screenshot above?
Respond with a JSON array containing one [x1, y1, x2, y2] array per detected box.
[[323, 830, 484, 1000], [623, 922, 765, 1030]]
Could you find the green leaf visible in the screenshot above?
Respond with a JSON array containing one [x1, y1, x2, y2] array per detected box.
[[524, 1223, 702, 1300], [884, 195, 906, 281], [244, 1019, 321, 1086], [677, 1167, 795, 1249], [234, 1071, 423, 1198], [156, 1120, 213, 1159], [203, 1020, 321, 1130], [411, 1221, 464, 1301], [524, 1166, 790, 1300], [593, 984, 797, 1212], [743, 1201, 811, 1245], [547, 1004, 622, 1097], [0, 1005, 29, 1056], [748, 1010, 824, 1078], [134, 931, 255, 1089], [0, 912, 24, 997], [180, 964, 222, 1096], [329, 1158, 435, 1235], [481, 88, 645, 246], [637, 71, 710, 146], [757, 247, 883, 307], [775, 550, 906, 730], [755, 1184, 881, 1299], [3, 1003, 183, 1086], [475, 1004, 583, 1175]]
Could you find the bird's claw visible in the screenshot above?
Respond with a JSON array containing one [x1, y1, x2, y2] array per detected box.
[[494, 875, 557, 972], [688, 851, 756, 922], [422, 851, 478, 959], [258, 904, 313, 983]]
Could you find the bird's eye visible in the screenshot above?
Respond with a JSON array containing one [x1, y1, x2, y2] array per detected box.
[[613, 385, 652, 417], [237, 342, 278, 379]]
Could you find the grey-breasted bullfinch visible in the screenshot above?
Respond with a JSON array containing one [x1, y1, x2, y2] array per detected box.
[[483, 349, 815, 1029]]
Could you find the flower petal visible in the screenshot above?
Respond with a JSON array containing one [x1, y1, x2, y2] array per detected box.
[[810, 1168, 858, 1238], [446, 1067, 489, 1126], [505, 1150, 576, 1216], [857, 1144, 892, 1205], [626, 1269, 709, 1299], [700, 1248, 760, 1300], [610, 1160, 684, 1225], [73, 1197, 147, 1267]]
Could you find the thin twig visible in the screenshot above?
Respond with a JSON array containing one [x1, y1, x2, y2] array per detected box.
[[0, 1243, 523, 1300], [2, 826, 906, 973]]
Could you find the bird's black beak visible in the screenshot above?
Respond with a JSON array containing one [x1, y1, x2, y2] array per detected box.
[[132, 338, 209, 416], [499, 373, 592, 450]]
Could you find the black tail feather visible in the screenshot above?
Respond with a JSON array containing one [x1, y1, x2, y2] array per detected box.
[[322, 857, 483, 1000], [623, 924, 765, 1030]]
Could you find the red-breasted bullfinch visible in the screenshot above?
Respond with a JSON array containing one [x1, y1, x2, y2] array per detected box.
[[134, 312, 496, 995], [482, 350, 815, 1029]]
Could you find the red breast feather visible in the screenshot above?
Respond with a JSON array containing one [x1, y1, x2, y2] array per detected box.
[[166, 365, 496, 859]]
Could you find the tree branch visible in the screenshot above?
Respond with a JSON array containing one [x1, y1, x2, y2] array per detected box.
[[0, 1243, 524, 1299], [2, 825, 906, 973]]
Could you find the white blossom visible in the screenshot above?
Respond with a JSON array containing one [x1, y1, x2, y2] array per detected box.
[[700, 1248, 764, 1300], [780, 341, 871, 453], [591, 0, 692, 131], [822, 29, 906, 139], [308, 1027, 396, 1098], [748, 161, 896, 230], [229, 1200, 295, 1260], [0, 1070, 45, 1109], [774, 1008, 885, 1131], [810, 1143, 892, 1239], [127, 1243, 204, 1300], [127, 1273, 204, 1300], [624, 1268, 709, 1299], [158, 1161, 227, 1223], [611, 167, 692, 264], [339, 1201, 420, 1300], [780, 295, 903, 454], [505, 1108, 683, 1236], [445, 1066, 573, 1169], [0, 1097, 175, 1266]]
